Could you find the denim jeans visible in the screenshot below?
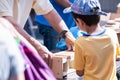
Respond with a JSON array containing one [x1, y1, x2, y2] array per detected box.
[[36, 23, 59, 51]]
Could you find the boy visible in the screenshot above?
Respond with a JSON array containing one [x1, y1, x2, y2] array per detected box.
[[64, 0, 120, 79]]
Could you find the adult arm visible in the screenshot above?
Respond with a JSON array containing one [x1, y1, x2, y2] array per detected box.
[[44, 9, 75, 50], [50, 0, 75, 50], [54, 0, 72, 8], [2, 16, 53, 62], [0, 0, 53, 61], [33, 0, 75, 50]]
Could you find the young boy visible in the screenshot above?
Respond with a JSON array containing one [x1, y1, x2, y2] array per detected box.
[[63, 0, 120, 80]]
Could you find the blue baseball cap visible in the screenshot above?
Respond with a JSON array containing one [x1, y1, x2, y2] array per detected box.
[[63, 0, 107, 16]]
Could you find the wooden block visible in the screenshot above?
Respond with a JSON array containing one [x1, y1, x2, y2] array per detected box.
[[52, 56, 63, 79], [51, 51, 74, 79], [55, 51, 74, 69], [55, 51, 74, 58]]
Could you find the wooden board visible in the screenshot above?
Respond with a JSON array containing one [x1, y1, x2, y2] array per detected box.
[[51, 51, 74, 79]]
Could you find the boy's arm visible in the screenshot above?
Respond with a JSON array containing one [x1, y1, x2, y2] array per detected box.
[[2, 16, 53, 61]]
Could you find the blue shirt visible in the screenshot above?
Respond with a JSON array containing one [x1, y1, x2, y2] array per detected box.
[[35, 0, 75, 29]]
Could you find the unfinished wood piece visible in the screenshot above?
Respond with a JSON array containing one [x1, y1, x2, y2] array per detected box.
[[55, 51, 74, 68], [52, 56, 63, 79], [52, 55, 70, 79], [52, 51, 74, 79]]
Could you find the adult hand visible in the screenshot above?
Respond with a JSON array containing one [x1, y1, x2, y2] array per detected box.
[[29, 37, 54, 67], [37, 45, 54, 67], [65, 31, 76, 51]]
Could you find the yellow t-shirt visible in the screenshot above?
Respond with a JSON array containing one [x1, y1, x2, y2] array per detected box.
[[0, 0, 53, 28], [74, 28, 119, 80]]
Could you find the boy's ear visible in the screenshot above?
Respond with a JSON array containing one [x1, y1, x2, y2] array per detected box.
[[75, 18, 79, 23], [76, 18, 82, 23], [76, 18, 79, 22], [76, 18, 82, 25], [77, 18, 85, 26]]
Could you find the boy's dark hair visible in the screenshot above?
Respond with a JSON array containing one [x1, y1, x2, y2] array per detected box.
[[72, 12, 100, 26]]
